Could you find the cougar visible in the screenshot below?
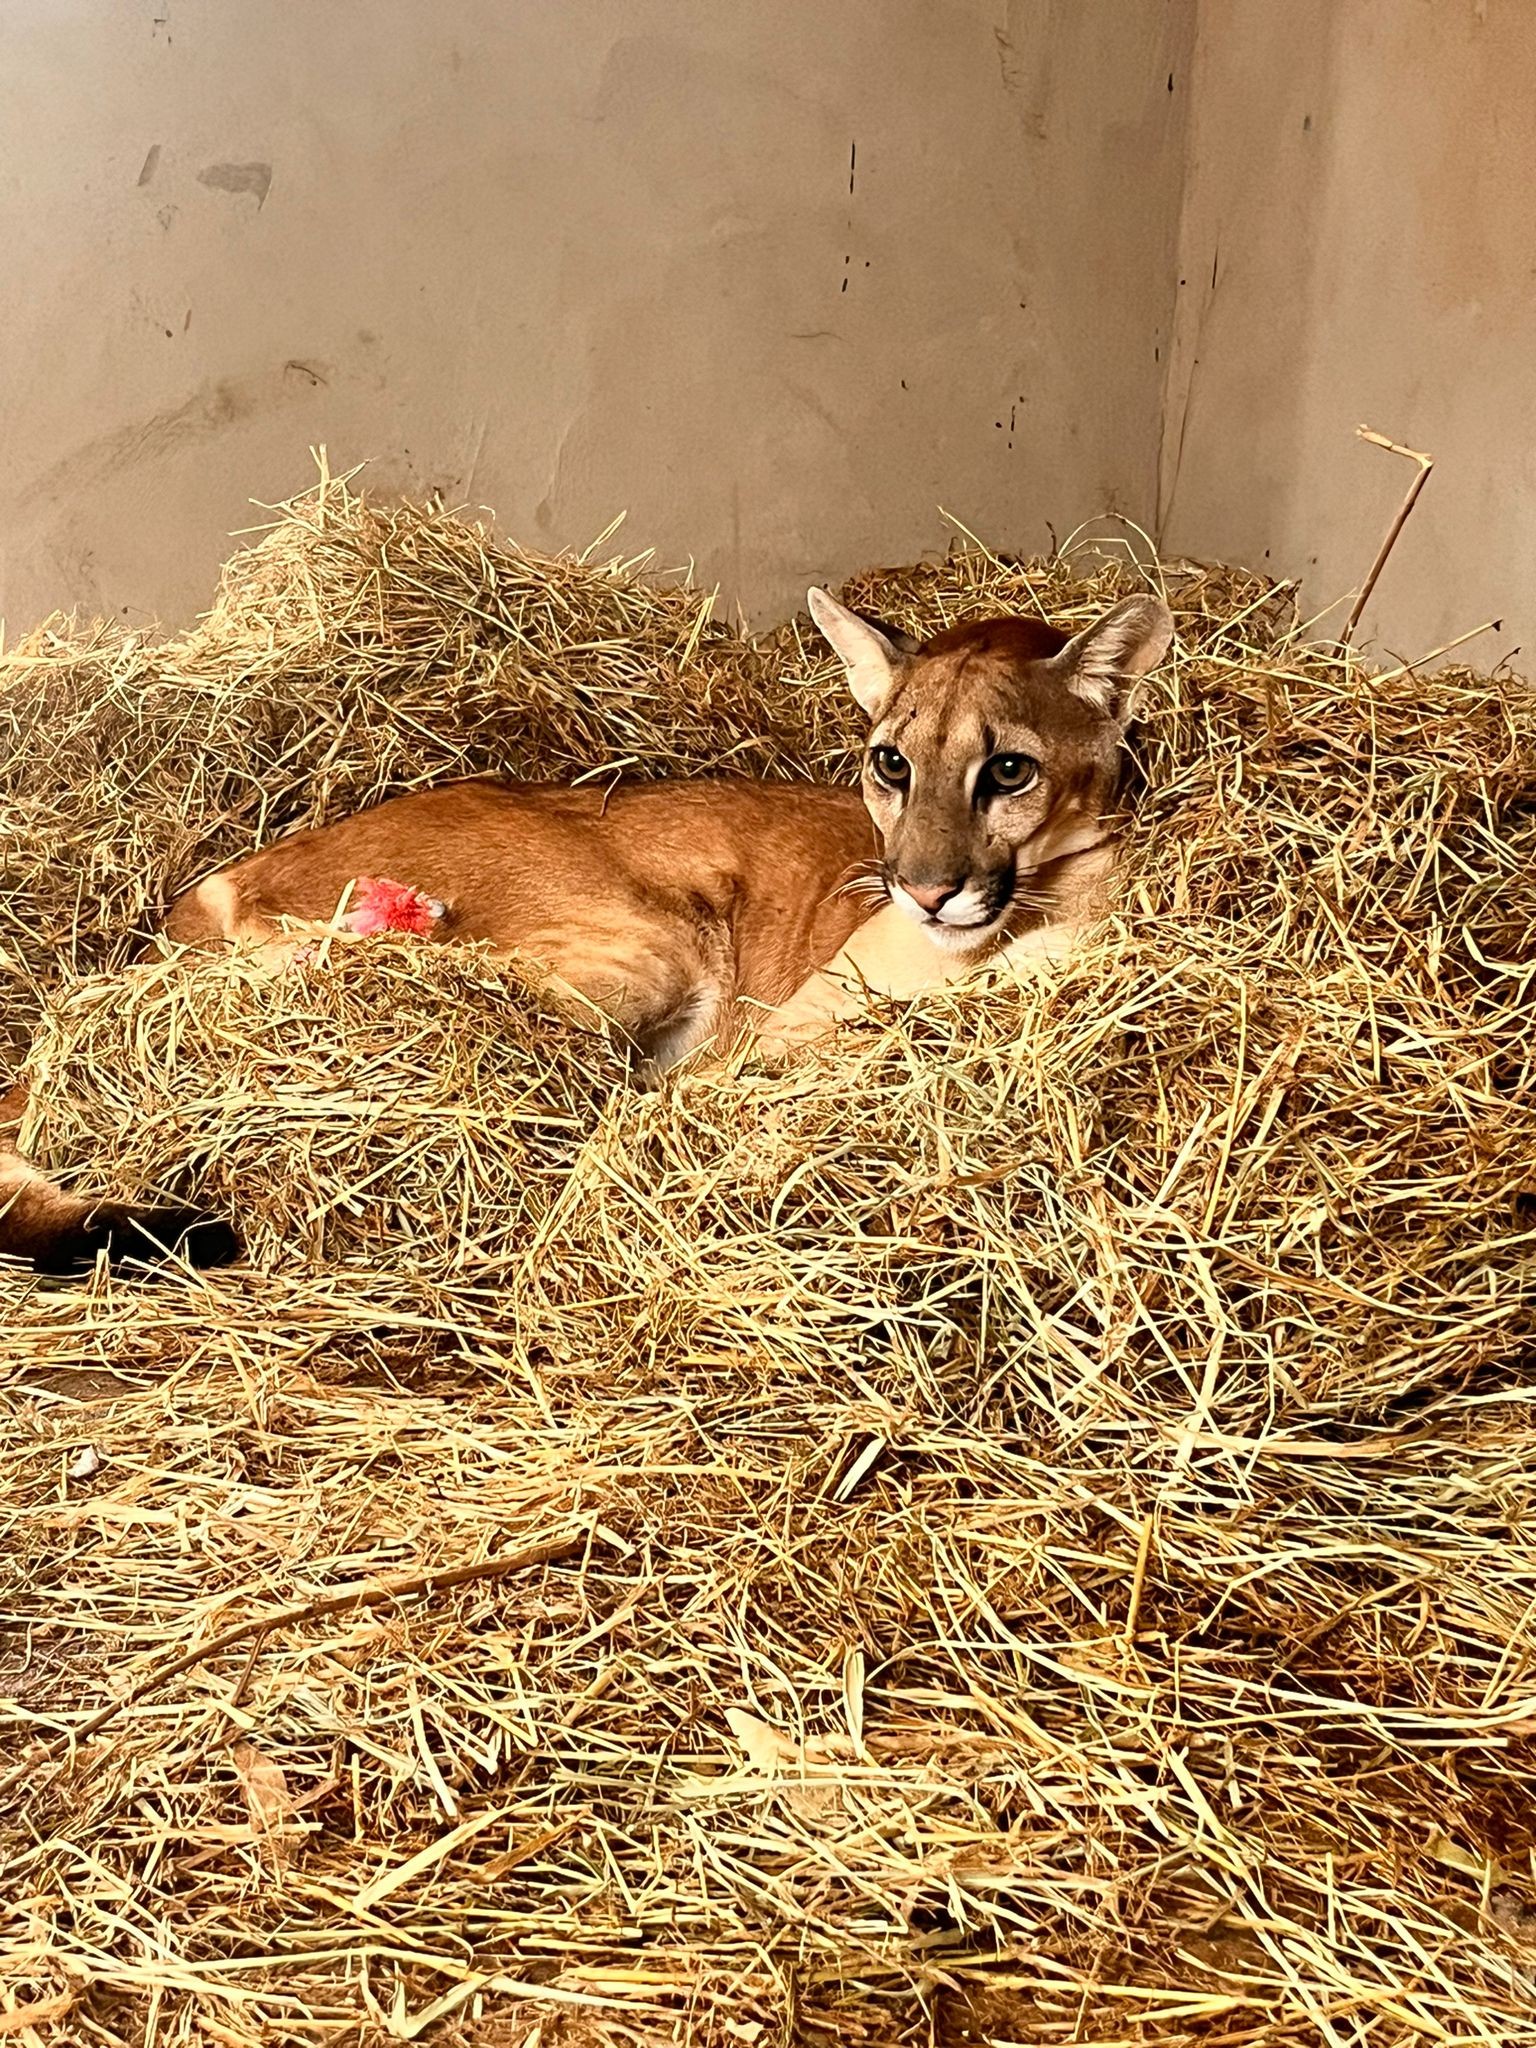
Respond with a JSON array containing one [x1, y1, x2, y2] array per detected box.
[[0, 589, 1171, 1272]]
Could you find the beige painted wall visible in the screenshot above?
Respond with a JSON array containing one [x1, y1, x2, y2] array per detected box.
[[0, 0, 1190, 633], [9, 1, 1532, 661], [1160, 0, 1536, 665]]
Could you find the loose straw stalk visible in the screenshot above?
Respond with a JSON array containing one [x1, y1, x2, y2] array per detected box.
[[0, 1529, 591, 1799], [1341, 423, 1436, 645]]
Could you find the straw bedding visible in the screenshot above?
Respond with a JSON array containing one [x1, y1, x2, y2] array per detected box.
[[2, 474, 1535, 2047]]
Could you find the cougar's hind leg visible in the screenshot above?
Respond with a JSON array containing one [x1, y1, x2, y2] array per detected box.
[[0, 1079, 240, 1276]]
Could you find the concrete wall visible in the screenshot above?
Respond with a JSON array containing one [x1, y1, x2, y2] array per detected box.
[[1160, 0, 1536, 664], [0, 0, 1190, 633], [7, 0, 1532, 662]]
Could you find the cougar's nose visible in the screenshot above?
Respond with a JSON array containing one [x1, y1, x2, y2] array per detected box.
[[902, 879, 963, 915]]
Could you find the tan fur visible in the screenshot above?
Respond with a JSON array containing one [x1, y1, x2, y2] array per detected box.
[[164, 780, 880, 1066], [0, 593, 1171, 1271]]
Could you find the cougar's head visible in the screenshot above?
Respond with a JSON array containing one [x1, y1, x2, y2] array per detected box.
[[808, 587, 1173, 949]]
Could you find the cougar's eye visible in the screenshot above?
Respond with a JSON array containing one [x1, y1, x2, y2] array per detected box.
[[983, 752, 1039, 795], [870, 746, 910, 789]]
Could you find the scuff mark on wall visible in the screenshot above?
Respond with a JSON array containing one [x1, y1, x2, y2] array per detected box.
[[993, 25, 1022, 95], [10, 366, 320, 516], [197, 161, 272, 208], [841, 138, 857, 296]]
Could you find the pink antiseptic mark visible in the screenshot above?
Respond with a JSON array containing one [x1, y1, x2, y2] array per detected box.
[[344, 876, 445, 937]]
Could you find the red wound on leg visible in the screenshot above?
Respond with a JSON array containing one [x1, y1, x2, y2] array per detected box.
[[344, 877, 445, 936]]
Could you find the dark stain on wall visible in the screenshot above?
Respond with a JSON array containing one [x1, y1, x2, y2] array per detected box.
[[197, 162, 273, 209]]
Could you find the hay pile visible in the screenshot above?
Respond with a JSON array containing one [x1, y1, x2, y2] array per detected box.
[[2, 474, 1535, 2047], [0, 474, 858, 1074]]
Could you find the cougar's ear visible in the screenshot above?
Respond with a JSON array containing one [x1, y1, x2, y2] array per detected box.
[[807, 586, 914, 717], [1051, 595, 1174, 721]]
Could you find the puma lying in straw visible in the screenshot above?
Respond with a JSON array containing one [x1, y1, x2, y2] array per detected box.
[[0, 589, 1171, 1271]]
